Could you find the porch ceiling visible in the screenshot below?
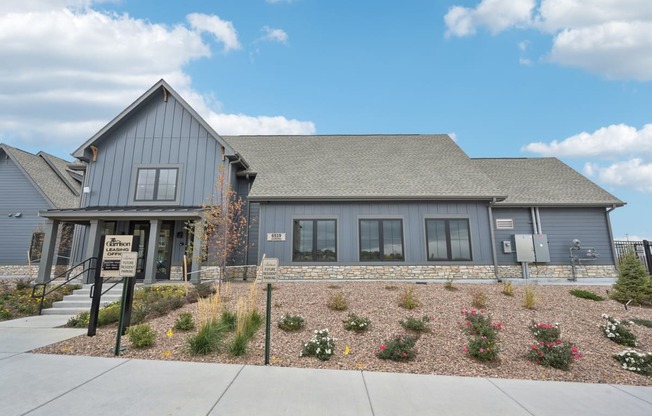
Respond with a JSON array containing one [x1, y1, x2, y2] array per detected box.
[[40, 206, 203, 221]]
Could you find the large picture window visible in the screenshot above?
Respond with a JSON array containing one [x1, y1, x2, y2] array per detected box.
[[135, 168, 178, 201], [359, 219, 404, 261], [426, 219, 472, 261], [293, 219, 337, 262]]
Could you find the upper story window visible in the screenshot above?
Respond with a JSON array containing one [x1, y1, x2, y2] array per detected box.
[[135, 168, 178, 201], [293, 219, 337, 262], [359, 219, 404, 261], [426, 218, 472, 261]]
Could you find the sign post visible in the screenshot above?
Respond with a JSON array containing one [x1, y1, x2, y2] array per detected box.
[[260, 256, 279, 365], [114, 251, 138, 356]]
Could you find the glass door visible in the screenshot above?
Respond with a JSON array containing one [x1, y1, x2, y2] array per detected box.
[[129, 222, 149, 280], [155, 222, 174, 280]]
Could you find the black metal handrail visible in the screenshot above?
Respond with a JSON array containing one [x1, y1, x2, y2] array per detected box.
[[31, 257, 98, 315]]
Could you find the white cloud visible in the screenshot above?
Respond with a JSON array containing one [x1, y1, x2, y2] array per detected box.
[[0, 6, 314, 151], [261, 26, 289, 44], [522, 123, 652, 157], [445, 0, 652, 80], [591, 159, 652, 193], [445, 0, 535, 37]]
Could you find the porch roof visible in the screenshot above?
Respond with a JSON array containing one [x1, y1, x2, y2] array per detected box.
[[40, 206, 203, 222]]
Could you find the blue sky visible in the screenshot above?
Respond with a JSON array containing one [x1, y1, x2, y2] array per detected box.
[[0, 0, 651, 240]]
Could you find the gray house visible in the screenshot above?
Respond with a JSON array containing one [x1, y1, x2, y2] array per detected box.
[[36, 80, 624, 283], [0, 144, 81, 276]]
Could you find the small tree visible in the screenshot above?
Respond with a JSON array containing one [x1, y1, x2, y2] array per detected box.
[[611, 249, 652, 305], [190, 170, 248, 287]]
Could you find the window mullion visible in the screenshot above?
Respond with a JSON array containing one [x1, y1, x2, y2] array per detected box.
[[445, 220, 452, 261], [378, 220, 384, 261], [312, 220, 318, 261]]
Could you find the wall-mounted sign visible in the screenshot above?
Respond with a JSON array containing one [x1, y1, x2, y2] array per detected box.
[[266, 233, 286, 241], [119, 252, 138, 278], [101, 235, 134, 278], [260, 257, 279, 283]]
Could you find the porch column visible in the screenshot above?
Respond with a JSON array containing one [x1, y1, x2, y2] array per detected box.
[[144, 219, 161, 284], [37, 219, 59, 284], [191, 219, 203, 284], [84, 219, 103, 284]]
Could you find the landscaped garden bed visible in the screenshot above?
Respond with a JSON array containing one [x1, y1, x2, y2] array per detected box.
[[34, 281, 652, 386]]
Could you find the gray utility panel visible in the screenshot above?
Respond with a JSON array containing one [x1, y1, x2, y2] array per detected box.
[[514, 234, 550, 263]]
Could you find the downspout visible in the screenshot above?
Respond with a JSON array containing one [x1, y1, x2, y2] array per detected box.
[[487, 199, 499, 280], [535, 207, 542, 234], [605, 204, 618, 271], [530, 207, 539, 234]]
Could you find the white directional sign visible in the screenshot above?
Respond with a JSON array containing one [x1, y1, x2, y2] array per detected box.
[[119, 252, 138, 278], [260, 257, 279, 283]]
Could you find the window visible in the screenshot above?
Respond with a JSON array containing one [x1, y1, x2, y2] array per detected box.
[[56, 223, 74, 265], [293, 220, 337, 262], [426, 219, 472, 261], [29, 231, 44, 262], [135, 168, 178, 201], [359, 219, 404, 261]]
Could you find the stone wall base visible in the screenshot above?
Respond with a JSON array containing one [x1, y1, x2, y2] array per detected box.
[[0, 265, 69, 278], [252, 264, 618, 280]]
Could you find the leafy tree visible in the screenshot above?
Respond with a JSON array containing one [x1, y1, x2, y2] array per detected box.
[[611, 249, 652, 305]]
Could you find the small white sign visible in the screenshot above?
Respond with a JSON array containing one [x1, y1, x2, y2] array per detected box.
[[260, 257, 279, 283], [119, 252, 138, 278], [267, 233, 286, 241]]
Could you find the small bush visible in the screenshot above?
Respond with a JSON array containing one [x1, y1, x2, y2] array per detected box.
[[227, 332, 249, 356], [130, 304, 149, 325], [466, 335, 499, 362], [149, 297, 185, 317], [301, 329, 336, 361], [529, 321, 561, 343], [471, 288, 488, 309], [174, 312, 195, 330], [343, 313, 371, 332], [278, 314, 305, 331], [327, 292, 348, 311], [188, 320, 225, 355], [461, 309, 503, 362], [444, 278, 457, 291], [376, 335, 418, 362], [127, 323, 156, 348], [630, 318, 652, 328], [527, 340, 582, 371], [601, 314, 637, 347], [384, 285, 399, 291], [501, 281, 514, 296], [66, 311, 90, 328], [611, 249, 652, 305], [15, 278, 34, 291], [569, 289, 605, 301], [98, 301, 122, 326], [221, 310, 237, 331], [0, 308, 11, 320], [399, 287, 420, 310], [523, 286, 536, 309], [614, 349, 652, 376], [399, 316, 431, 333]]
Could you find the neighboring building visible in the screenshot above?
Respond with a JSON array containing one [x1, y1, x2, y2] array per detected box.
[[0, 144, 81, 276], [36, 80, 624, 283]]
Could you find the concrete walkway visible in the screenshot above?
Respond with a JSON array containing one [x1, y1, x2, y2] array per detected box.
[[1, 311, 652, 416]]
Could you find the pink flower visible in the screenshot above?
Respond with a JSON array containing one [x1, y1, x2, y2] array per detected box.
[[465, 321, 471, 326], [463, 347, 468, 352], [479, 348, 484, 353], [571, 347, 577, 353], [402, 352, 408, 358], [380, 345, 386, 351], [531, 345, 537, 350], [471, 310, 476, 316]]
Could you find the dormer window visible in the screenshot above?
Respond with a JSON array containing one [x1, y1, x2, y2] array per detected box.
[[135, 168, 178, 201]]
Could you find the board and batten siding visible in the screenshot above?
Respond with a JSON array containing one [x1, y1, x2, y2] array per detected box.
[[0, 154, 50, 264], [492, 208, 535, 265], [83, 93, 228, 208], [256, 201, 493, 265]]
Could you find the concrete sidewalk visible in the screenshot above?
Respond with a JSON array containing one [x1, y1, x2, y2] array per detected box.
[[1, 313, 652, 416]]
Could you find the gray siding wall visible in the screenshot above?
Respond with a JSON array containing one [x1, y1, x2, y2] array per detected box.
[[492, 207, 614, 265], [539, 207, 614, 265], [257, 201, 493, 265], [0, 155, 49, 264], [83, 94, 229, 208]]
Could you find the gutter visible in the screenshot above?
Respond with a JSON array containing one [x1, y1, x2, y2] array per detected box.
[[605, 204, 618, 270]]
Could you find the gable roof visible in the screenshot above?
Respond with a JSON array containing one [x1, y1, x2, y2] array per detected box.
[[71, 79, 241, 163], [0, 144, 80, 209], [224, 135, 506, 201], [473, 158, 624, 207]]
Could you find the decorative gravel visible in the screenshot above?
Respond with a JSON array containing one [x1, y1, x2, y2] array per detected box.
[[35, 281, 652, 386]]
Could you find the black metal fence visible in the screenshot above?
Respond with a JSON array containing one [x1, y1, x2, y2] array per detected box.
[[613, 240, 652, 273]]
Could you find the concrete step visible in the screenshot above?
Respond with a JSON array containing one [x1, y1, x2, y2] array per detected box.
[[42, 284, 125, 315], [42, 307, 89, 316]]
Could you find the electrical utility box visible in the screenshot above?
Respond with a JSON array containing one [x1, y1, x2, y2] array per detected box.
[[514, 234, 535, 262], [532, 234, 550, 262]]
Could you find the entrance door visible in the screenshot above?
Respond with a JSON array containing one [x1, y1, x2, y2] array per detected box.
[[129, 221, 175, 280]]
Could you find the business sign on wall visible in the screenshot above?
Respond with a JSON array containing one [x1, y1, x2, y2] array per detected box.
[[101, 235, 134, 278]]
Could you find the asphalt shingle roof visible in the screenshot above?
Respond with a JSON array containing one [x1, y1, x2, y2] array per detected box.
[[473, 158, 624, 206], [1, 144, 80, 209], [225, 135, 505, 200]]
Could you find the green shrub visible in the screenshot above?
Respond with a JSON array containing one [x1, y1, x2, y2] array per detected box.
[[466, 335, 499, 362], [601, 314, 637, 347], [15, 278, 34, 291], [227, 332, 249, 356], [174, 312, 195, 330], [130, 304, 149, 325], [630, 318, 652, 328], [327, 292, 348, 311], [278, 314, 305, 331], [399, 316, 431, 333], [127, 324, 156, 348], [611, 249, 652, 305], [221, 310, 237, 331], [66, 311, 90, 328], [98, 301, 121, 326], [569, 289, 605, 301], [399, 287, 420, 310], [300, 329, 336, 361], [527, 340, 582, 371], [376, 335, 417, 362], [461, 309, 502, 362], [187, 283, 216, 302], [343, 313, 371, 332], [614, 349, 652, 376], [149, 297, 185, 317], [529, 322, 561, 343], [188, 320, 225, 355], [501, 281, 514, 296], [0, 307, 12, 320]]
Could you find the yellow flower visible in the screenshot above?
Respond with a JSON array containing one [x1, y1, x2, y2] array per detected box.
[[343, 345, 350, 356], [162, 350, 172, 357], [167, 328, 174, 338]]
